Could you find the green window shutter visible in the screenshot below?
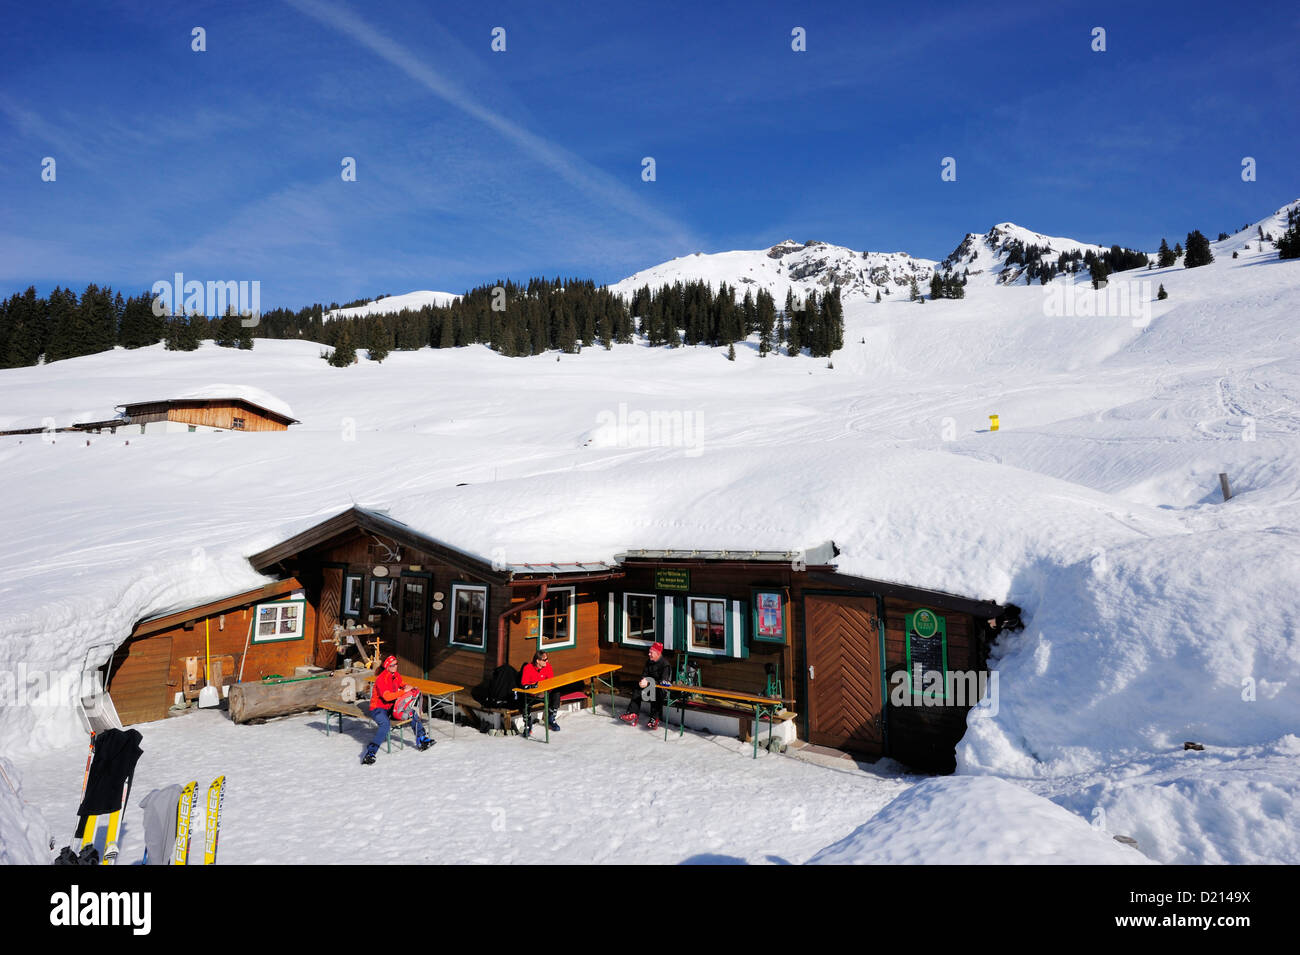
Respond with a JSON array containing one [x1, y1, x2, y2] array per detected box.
[[726, 599, 749, 658], [673, 599, 687, 652], [612, 594, 624, 644]]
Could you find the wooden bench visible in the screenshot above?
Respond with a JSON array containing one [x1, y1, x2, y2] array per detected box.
[[659, 684, 793, 758], [318, 700, 412, 752], [515, 663, 622, 743]]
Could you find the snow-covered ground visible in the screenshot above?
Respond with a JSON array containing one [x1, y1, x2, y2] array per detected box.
[[2, 202, 1298, 864], [324, 289, 460, 320]]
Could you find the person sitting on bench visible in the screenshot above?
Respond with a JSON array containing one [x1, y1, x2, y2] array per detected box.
[[621, 642, 672, 729], [520, 650, 563, 735], [363, 655, 433, 764]]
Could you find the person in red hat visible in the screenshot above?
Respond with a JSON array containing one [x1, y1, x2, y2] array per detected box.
[[620, 641, 672, 729], [363, 655, 433, 764]]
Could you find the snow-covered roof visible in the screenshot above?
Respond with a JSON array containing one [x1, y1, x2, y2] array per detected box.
[[120, 384, 299, 423]]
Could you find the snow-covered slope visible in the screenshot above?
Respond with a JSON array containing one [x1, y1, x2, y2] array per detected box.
[[606, 239, 936, 302], [940, 222, 1113, 286], [2, 200, 1299, 864], [324, 289, 459, 319], [807, 776, 1153, 864]]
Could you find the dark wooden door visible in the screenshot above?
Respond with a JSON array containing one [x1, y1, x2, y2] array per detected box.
[[804, 594, 883, 754]]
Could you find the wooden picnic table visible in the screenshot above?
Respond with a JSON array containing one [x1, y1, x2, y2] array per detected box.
[[365, 673, 466, 738], [516, 663, 621, 743], [661, 683, 792, 759]]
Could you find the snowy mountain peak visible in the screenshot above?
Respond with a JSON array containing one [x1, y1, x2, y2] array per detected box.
[[607, 240, 937, 303], [941, 222, 1111, 286]]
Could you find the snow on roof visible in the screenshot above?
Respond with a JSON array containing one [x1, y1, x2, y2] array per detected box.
[[163, 384, 296, 421]]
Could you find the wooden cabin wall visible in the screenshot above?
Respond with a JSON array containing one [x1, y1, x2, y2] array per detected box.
[[166, 402, 287, 431], [599, 564, 797, 702], [109, 600, 318, 726], [505, 588, 601, 675], [308, 536, 503, 692], [881, 596, 979, 772]]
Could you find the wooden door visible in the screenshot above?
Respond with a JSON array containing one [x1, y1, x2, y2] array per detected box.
[[315, 568, 343, 669], [804, 594, 884, 754], [106, 635, 174, 726]]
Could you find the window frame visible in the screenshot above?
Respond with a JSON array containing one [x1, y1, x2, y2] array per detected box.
[[342, 573, 365, 618], [686, 595, 729, 656], [449, 582, 489, 653], [537, 586, 576, 651], [252, 598, 307, 644], [621, 592, 658, 647]]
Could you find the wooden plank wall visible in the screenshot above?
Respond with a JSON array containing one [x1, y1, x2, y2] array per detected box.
[[880, 596, 981, 772], [167, 402, 288, 431], [599, 565, 796, 702], [108, 600, 318, 726]]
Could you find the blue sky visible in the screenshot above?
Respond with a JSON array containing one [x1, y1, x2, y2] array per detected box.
[[1, 0, 1296, 309]]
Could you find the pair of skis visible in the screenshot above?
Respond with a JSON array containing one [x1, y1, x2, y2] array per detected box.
[[174, 776, 225, 865]]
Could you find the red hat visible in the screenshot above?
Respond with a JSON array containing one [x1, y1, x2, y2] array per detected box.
[[649, 642, 664, 654], [383, 655, 397, 667]]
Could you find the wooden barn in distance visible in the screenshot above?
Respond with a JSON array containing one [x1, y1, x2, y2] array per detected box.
[[73, 395, 300, 434], [108, 506, 1011, 772]]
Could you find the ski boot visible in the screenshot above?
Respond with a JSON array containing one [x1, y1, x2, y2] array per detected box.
[[646, 718, 659, 731], [619, 712, 638, 726], [416, 737, 435, 752], [361, 743, 379, 765]]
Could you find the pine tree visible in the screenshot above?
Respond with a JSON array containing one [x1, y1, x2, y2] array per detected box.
[[214, 308, 242, 348], [1183, 230, 1214, 268], [1157, 238, 1176, 268], [365, 317, 390, 362], [328, 323, 357, 366], [1157, 284, 1168, 300], [908, 275, 920, 302], [726, 343, 736, 361]]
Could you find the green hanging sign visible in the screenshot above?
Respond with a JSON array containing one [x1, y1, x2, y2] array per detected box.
[[904, 608, 948, 701]]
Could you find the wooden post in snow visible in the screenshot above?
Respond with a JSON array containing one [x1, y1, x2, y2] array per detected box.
[[1219, 472, 1232, 502]]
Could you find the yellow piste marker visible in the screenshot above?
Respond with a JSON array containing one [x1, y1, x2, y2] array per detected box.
[[990, 414, 1000, 431]]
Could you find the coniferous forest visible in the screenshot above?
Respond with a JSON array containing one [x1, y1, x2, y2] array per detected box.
[[0, 277, 846, 368]]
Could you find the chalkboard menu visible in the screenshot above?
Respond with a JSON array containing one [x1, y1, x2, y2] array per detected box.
[[904, 608, 948, 700]]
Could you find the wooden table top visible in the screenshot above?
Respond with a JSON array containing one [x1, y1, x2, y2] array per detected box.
[[664, 684, 788, 707], [364, 673, 465, 695], [517, 663, 621, 694]]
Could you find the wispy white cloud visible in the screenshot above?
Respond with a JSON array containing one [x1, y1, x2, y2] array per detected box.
[[282, 0, 697, 251]]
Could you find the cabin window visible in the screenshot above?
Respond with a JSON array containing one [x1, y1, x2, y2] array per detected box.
[[450, 583, 488, 651], [342, 573, 364, 617], [537, 587, 576, 650], [688, 597, 727, 653], [187, 425, 196, 433], [231, 416, 246, 430], [252, 599, 306, 643], [622, 592, 657, 646], [370, 578, 396, 614]]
